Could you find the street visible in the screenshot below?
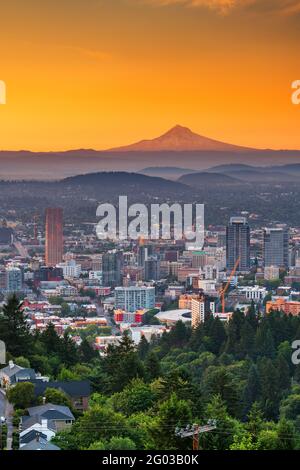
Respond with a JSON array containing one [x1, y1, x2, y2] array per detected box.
[[0, 390, 13, 450], [0, 391, 6, 418], [96, 301, 119, 335]]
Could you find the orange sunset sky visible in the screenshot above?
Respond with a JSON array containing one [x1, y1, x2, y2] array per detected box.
[[0, 0, 299, 151]]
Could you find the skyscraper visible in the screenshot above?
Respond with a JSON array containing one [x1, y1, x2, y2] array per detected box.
[[263, 227, 289, 269], [144, 257, 160, 281], [226, 217, 250, 272], [45, 208, 63, 266], [102, 250, 123, 287]]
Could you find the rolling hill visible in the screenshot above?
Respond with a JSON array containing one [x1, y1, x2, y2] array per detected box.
[[178, 172, 243, 188]]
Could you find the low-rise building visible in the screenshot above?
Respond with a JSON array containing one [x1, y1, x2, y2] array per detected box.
[[266, 298, 300, 316], [237, 286, 268, 302]]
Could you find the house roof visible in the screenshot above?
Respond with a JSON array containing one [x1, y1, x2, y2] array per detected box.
[[27, 403, 75, 421], [14, 369, 36, 380], [0, 364, 24, 377], [21, 415, 42, 432], [20, 438, 61, 451], [20, 430, 48, 445], [0, 364, 37, 383], [32, 380, 91, 398], [21, 415, 56, 433]]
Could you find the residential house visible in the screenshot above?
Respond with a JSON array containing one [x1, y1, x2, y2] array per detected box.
[[0, 361, 37, 389], [20, 416, 56, 448], [32, 380, 91, 411], [26, 403, 75, 432]]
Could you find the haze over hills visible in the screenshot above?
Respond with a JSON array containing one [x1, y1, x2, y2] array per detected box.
[[107, 125, 254, 152], [139, 166, 195, 180], [62, 171, 190, 196], [1, 126, 300, 180], [178, 171, 244, 188], [204, 163, 300, 183]]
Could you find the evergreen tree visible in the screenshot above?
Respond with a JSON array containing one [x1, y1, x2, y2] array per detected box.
[[239, 320, 255, 358], [79, 338, 98, 362], [102, 332, 145, 393], [145, 351, 161, 381], [255, 324, 276, 359], [243, 363, 261, 416], [245, 402, 264, 441], [224, 311, 245, 355], [60, 332, 80, 367], [258, 357, 280, 419], [137, 335, 150, 360], [0, 294, 33, 357], [276, 355, 291, 395], [207, 317, 226, 355], [168, 321, 190, 348], [40, 323, 62, 355]]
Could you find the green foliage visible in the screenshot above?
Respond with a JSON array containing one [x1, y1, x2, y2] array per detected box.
[[14, 356, 30, 368], [111, 379, 156, 416], [101, 332, 145, 393], [150, 393, 192, 450], [88, 436, 136, 450], [0, 294, 33, 357], [57, 367, 80, 382], [56, 404, 129, 450], [7, 382, 35, 408], [44, 388, 73, 408], [5, 295, 300, 451], [230, 433, 258, 450]]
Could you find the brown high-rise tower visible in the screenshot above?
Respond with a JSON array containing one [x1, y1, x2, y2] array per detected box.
[[45, 208, 63, 266]]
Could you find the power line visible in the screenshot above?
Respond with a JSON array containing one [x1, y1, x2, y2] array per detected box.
[[175, 421, 217, 450]]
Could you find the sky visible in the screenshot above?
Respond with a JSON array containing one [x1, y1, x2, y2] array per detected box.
[[0, 0, 299, 151]]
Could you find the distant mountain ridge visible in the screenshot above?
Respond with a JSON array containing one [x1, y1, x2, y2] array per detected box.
[[204, 163, 300, 183], [0, 126, 300, 180]]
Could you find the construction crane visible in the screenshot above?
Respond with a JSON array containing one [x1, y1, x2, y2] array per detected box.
[[175, 420, 217, 450], [219, 257, 241, 313]]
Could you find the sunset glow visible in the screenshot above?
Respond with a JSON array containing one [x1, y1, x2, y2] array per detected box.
[[0, 0, 299, 151]]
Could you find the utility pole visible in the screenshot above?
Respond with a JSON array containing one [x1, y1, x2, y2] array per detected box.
[[175, 420, 217, 450]]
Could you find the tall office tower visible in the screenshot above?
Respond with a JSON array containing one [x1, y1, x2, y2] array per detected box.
[[102, 251, 123, 287], [137, 244, 153, 267], [45, 208, 63, 266], [226, 217, 250, 272], [144, 257, 160, 281], [263, 227, 289, 269]]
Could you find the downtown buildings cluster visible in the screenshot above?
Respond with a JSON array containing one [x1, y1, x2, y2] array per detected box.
[[0, 209, 299, 349]]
